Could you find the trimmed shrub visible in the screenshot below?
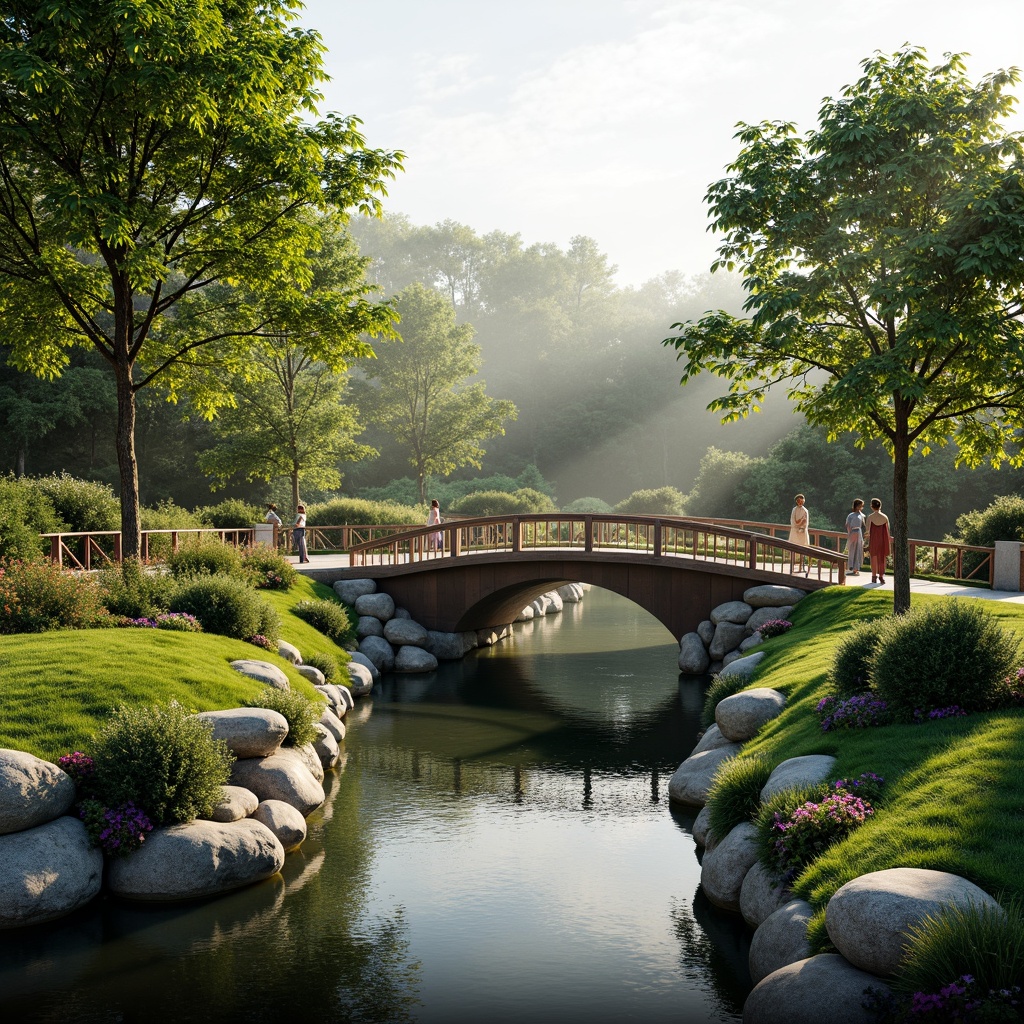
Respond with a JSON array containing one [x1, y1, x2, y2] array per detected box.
[[449, 488, 557, 516], [166, 538, 246, 580], [140, 499, 207, 531], [0, 475, 61, 559], [613, 486, 687, 517], [98, 557, 168, 619], [242, 686, 323, 748], [562, 497, 613, 514], [306, 497, 421, 527], [701, 673, 751, 729], [303, 650, 339, 683], [828, 617, 886, 698], [871, 600, 1019, 718], [168, 574, 279, 641], [706, 755, 773, 843], [293, 598, 355, 646], [953, 494, 1024, 546], [0, 557, 107, 633], [33, 473, 120, 532], [88, 701, 233, 827], [200, 498, 264, 529], [242, 544, 297, 590]]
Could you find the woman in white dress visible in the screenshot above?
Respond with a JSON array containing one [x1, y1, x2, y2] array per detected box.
[[790, 493, 810, 572], [426, 499, 443, 551], [844, 499, 865, 576]]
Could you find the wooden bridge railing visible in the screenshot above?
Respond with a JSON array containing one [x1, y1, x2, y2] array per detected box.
[[347, 514, 848, 585], [690, 517, 995, 586], [41, 528, 257, 570]]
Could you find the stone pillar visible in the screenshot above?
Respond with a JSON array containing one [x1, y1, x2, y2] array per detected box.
[[253, 523, 276, 547], [992, 541, 1024, 592]]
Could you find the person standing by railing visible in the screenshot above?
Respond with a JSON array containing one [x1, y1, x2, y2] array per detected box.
[[427, 499, 443, 552], [789, 493, 810, 572], [865, 498, 891, 584], [844, 499, 866, 576], [293, 504, 309, 563]]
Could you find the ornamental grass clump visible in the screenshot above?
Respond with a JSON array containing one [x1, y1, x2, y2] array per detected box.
[[242, 686, 323, 748], [293, 597, 355, 646], [0, 557, 107, 633], [706, 755, 774, 843], [701, 673, 751, 729], [870, 600, 1019, 720], [98, 556, 167, 619], [756, 773, 884, 883], [88, 701, 233, 828], [303, 650, 338, 682]]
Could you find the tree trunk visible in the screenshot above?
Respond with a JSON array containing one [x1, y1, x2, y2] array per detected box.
[[15, 447, 24, 478], [291, 468, 300, 516], [114, 358, 141, 558], [891, 419, 911, 615]]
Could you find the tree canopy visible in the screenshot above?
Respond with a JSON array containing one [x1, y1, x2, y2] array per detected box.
[[664, 46, 1024, 612], [0, 0, 402, 554]]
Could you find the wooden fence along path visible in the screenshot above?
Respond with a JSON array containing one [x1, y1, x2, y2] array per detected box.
[[40, 514, 995, 586]]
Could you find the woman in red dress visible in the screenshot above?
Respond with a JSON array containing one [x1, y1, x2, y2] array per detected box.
[[865, 498, 891, 584]]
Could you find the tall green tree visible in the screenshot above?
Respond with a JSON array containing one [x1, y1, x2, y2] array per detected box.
[[664, 47, 1024, 613], [354, 283, 517, 502], [0, 0, 402, 555]]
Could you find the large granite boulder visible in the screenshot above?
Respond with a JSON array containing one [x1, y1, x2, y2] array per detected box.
[[206, 785, 259, 823], [284, 743, 325, 783], [826, 868, 1002, 977], [318, 708, 346, 746], [426, 630, 474, 660], [277, 639, 302, 665], [746, 605, 794, 635], [678, 633, 711, 674], [690, 724, 734, 756], [748, 899, 813, 984], [229, 752, 325, 817], [544, 591, 564, 613], [556, 583, 584, 603], [394, 646, 439, 673], [741, 861, 791, 929], [194, 708, 289, 759], [531, 595, 555, 617], [710, 621, 748, 660], [760, 755, 836, 802], [107, 818, 284, 901], [354, 592, 395, 622], [0, 749, 76, 835], [711, 600, 753, 626], [251, 800, 307, 853], [667, 744, 742, 807], [715, 687, 786, 742], [349, 651, 381, 683], [333, 578, 376, 605], [229, 659, 290, 691], [356, 615, 384, 639], [738, 633, 764, 653], [743, 585, 806, 608], [0, 816, 103, 928], [691, 805, 715, 850], [743, 954, 888, 1024], [358, 635, 395, 674], [697, 619, 715, 647], [515, 605, 535, 622], [700, 821, 760, 912], [346, 661, 374, 697], [297, 664, 326, 687], [311, 723, 340, 770], [716, 651, 766, 683], [384, 617, 429, 647]]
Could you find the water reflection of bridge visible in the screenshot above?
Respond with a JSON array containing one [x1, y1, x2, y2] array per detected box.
[[328, 514, 844, 638]]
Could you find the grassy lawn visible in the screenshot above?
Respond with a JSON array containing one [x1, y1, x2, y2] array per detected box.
[[728, 586, 1024, 940], [0, 575, 352, 762]]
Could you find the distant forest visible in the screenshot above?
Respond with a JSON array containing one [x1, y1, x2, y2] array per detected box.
[[2, 212, 1022, 539]]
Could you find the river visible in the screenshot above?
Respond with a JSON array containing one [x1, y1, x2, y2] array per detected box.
[[0, 587, 752, 1024]]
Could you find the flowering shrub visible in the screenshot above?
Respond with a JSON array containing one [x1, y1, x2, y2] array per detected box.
[[864, 976, 1023, 1022], [247, 633, 275, 651], [758, 774, 884, 882], [758, 619, 793, 640], [116, 612, 203, 632], [0, 557, 107, 634], [994, 667, 1024, 709], [78, 798, 153, 858], [242, 545, 297, 591], [57, 751, 95, 786], [913, 705, 969, 723], [818, 693, 891, 732]]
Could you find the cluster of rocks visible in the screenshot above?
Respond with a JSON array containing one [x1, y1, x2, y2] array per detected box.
[[667, 637, 1002, 1022], [1, 639, 359, 929], [333, 578, 586, 676], [677, 585, 806, 676]]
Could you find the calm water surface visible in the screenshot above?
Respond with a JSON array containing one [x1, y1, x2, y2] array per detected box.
[[0, 588, 751, 1024]]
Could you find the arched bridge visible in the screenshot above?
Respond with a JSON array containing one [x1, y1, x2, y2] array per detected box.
[[322, 514, 845, 639]]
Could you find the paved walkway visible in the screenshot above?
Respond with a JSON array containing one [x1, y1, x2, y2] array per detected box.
[[292, 552, 1024, 603]]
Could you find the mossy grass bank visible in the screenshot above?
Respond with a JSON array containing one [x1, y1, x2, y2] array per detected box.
[[0, 576, 350, 762], [713, 587, 1024, 943]]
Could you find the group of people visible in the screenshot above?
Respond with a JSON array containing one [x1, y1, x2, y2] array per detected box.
[[790, 493, 892, 583], [264, 503, 309, 563]]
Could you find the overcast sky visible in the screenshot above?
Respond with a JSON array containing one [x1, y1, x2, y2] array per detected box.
[[300, 0, 1024, 287]]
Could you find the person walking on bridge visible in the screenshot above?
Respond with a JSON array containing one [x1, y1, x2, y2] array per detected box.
[[427, 499, 443, 552], [865, 498, 891, 584], [845, 499, 866, 576], [789, 493, 810, 573]]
